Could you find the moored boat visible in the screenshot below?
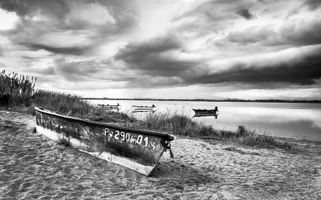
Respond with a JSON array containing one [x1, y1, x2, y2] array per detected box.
[[35, 107, 174, 176], [98, 103, 120, 111], [193, 107, 219, 119], [132, 104, 156, 113]]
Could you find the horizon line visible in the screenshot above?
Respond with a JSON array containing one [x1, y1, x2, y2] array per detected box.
[[81, 97, 321, 103]]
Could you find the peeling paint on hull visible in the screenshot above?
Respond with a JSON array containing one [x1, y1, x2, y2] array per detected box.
[[35, 107, 174, 176]]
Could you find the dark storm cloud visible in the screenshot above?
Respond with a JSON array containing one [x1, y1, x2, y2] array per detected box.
[[172, 0, 249, 36], [185, 63, 320, 85], [56, 0, 138, 33], [225, 18, 321, 46], [0, 0, 139, 57], [24, 43, 91, 56], [236, 8, 255, 20], [182, 47, 321, 86], [0, 0, 69, 18], [115, 36, 200, 76], [280, 19, 321, 46], [304, 0, 321, 10], [52, 58, 135, 83], [53, 58, 106, 81]]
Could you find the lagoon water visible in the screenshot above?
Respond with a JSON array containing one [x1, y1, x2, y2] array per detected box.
[[88, 100, 321, 142]]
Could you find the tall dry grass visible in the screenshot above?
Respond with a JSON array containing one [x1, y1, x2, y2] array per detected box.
[[0, 70, 36, 107], [0, 71, 106, 118], [122, 111, 294, 150], [32, 90, 134, 123], [32, 89, 91, 116]]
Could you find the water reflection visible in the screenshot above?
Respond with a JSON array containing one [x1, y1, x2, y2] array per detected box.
[[88, 100, 321, 142], [195, 103, 321, 141]]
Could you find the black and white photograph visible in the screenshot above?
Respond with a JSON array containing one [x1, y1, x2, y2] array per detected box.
[[0, 0, 320, 199]]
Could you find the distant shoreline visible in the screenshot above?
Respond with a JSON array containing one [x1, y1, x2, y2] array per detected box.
[[82, 98, 321, 103]]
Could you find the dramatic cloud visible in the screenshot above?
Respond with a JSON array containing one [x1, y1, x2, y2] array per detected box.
[[304, 0, 321, 10], [24, 43, 92, 56], [0, 0, 69, 18], [1, 0, 321, 99], [184, 45, 321, 85], [52, 57, 131, 82], [115, 35, 202, 77], [236, 8, 256, 20], [225, 18, 321, 46]]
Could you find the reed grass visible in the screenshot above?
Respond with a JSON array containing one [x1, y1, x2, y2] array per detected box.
[[0, 70, 36, 107], [0, 71, 109, 118], [32, 89, 91, 116], [122, 111, 294, 150]]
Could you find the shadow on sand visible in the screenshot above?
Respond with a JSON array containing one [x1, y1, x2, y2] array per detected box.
[[150, 159, 219, 189]]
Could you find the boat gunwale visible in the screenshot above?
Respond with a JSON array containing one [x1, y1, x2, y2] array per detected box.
[[98, 104, 120, 107], [35, 107, 174, 141], [132, 106, 155, 108], [192, 109, 218, 112]]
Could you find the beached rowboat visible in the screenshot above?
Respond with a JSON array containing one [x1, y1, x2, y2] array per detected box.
[[35, 107, 174, 176]]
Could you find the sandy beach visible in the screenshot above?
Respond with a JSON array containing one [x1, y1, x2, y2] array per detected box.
[[1, 111, 320, 200]]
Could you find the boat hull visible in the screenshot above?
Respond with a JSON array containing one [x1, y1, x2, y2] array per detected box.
[[132, 105, 156, 113], [193, 109, 219, 118], [35, 107, 174, 176]]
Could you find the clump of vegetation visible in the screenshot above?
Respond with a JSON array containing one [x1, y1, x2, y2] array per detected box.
[[0, 71, 121, 120], [32, 89, 92, 117], [122, 112, 202, 136], [0, 70, 36, 107], [228, 126, 293, 150], [84, 106, 136, 123], [57, 136, 71, 147], [123, 112, 294, 150], [32, 90, 136, 123]]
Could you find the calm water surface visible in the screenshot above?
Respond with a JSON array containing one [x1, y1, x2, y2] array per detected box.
[[88, 100, 321, 142]]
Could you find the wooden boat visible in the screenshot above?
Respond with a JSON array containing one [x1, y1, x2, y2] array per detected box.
[[98, 103, 120, 111], [35, 107, 174, 176], [132, 104, 156, 113], [193, 107, 219, 119]]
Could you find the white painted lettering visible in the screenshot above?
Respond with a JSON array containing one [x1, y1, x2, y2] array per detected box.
[[136, 135, 143, 145]]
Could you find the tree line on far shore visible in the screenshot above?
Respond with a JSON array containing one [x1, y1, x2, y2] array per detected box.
[[83, 98, 321, 103]]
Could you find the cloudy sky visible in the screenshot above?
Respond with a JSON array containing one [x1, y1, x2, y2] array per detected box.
[[0, 0, 321, 100]]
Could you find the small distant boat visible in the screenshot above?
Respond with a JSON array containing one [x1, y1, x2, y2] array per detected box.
[[132, 105, 156, 113], [35, 107, 174, 176], [98, 103, 120, 111], [193, 107, 219, 119]]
